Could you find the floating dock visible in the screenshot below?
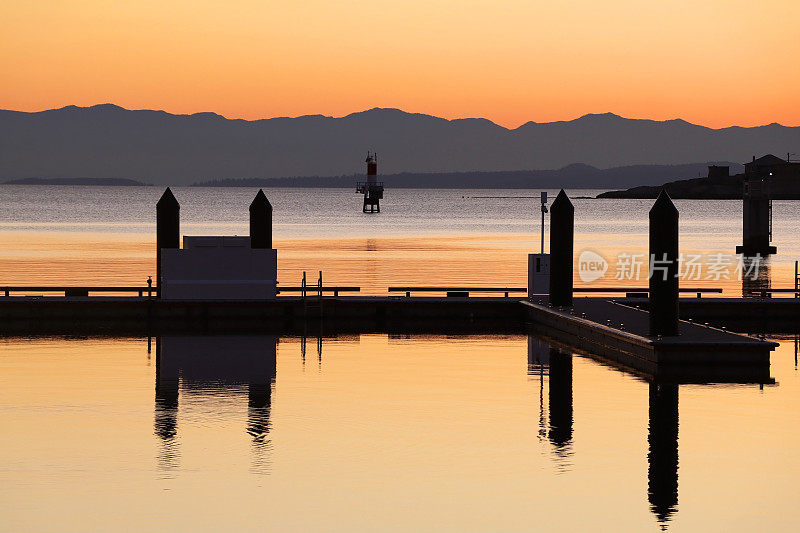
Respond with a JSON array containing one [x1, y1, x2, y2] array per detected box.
[[0, 293, 784, 382], [0, 293, 794, 336], [0, 295, 526, 335], [523, 298, 777, 382]]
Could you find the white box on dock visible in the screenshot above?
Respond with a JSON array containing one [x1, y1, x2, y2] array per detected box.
[[528, 253, 550, 297], [161, 236, 277, 300]]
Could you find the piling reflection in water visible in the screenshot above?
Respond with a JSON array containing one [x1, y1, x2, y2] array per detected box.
[[247, 380, 273, 474], [527, 337, 550, 442], [154, 335, 278, 473], [528, 337, 573, 461], [148, 332, 770, 526], [648, 383, 680, 526], [741, 256, 771, 298], [529, 334, 681, 525], [0, 332, 787, 530], [154, 338, 179, 471], [548, 349, 573, 455]]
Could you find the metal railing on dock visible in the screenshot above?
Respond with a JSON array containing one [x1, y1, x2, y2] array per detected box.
[[389, 287, 724, 298], [0, 281, 361, 298], [754, 288, 800, 298], [278, 286, 360, 297], [286, 271, 360, 298], [1, 286, 157, 297], [574, 287, 723, 298], [389, 287, 527, 297], [355, 181, 384, 192]]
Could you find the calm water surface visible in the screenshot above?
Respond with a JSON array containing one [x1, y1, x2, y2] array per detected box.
[[1, 186, 800, 530], [0, 334, 798, 531], [0, 185, 798, 294]]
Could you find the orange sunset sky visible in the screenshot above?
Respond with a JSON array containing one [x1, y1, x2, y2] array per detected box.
[[2, 0, 799, 129]]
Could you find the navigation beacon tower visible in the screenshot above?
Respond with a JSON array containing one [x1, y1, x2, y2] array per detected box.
[[356, 152, 384, 213]]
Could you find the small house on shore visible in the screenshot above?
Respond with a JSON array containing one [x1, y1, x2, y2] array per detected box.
[[744, 154, 800, 181]]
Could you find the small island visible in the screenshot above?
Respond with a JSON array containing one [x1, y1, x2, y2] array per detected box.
[[3, 177, 150, 186]]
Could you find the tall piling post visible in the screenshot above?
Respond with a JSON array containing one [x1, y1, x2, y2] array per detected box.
[[649, 189, 679, 336], [249, 189, 272, 249], [736, 164, 776, 256], [156, 188, 180, 297], [549, 189, 574, 307]]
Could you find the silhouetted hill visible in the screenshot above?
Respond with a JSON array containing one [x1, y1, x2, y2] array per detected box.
[[192, 162, 742, 189], [597, 177, 746, 199], [597, 171, 800, 199], [1, 104, 796, 185], [3, 177, 149, 186]]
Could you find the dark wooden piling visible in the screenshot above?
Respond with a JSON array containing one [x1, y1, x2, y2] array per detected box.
[[249, 189, 272, 249], [156, 188, 180, 297], [549, 189, 574, 307], [649, 189, 679, 336]]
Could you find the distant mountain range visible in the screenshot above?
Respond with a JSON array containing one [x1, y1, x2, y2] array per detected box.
[[1, 104, 797, 186]]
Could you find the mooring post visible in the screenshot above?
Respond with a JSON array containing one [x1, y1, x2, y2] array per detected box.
[[156, 188, 180, 297], [549, 189, 574, 307], [249, 189, 272, 249], [736, 168, 776, 256], [649, 189, 679, 336]]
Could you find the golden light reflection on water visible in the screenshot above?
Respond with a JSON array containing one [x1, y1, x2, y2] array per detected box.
[[0, 231, 794, 296], [0, 335, 798, 531]]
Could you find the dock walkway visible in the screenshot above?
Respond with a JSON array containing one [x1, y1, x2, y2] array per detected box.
[[522, 298, 776, 380]]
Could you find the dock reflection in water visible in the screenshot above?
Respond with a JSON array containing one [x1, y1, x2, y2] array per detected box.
[[0, 334, 795, 531], [149, 332, 776, 524], [527, 333, 774, 527], [154, 335, 277, 474]]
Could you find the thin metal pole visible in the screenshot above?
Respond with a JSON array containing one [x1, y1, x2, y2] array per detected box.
[[302, 271, 308, 322], [540, 192, 548, 255], [541, 206, 545, 255]]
